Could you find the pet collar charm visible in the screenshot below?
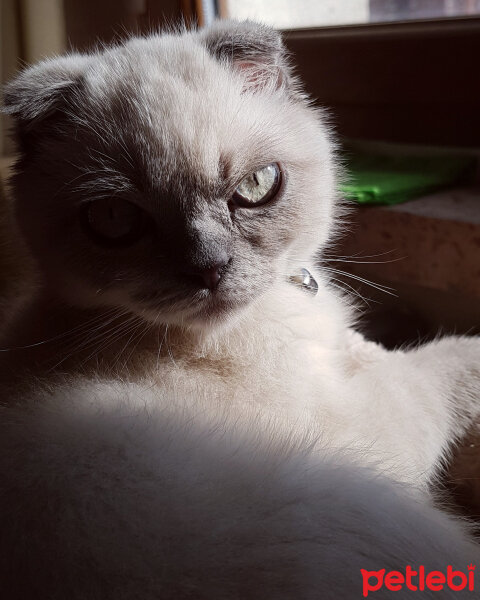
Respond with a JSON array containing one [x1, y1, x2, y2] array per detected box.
[[289, 268, 318, 295]]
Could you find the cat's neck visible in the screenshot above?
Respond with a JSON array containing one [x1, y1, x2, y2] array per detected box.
[[0, 277, 348, 391]]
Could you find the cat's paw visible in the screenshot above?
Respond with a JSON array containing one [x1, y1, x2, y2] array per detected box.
[[417, 335, 480, 423]]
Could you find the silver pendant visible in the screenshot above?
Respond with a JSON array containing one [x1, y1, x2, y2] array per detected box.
[[289, 268, 318, 296]]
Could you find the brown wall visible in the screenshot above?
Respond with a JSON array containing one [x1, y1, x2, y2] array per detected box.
[[285, 18, 480, 147]]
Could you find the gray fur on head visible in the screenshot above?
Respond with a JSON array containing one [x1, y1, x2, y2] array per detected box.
[[199, 19, 295, 92], [3, 21, 293, 130], [2, 54, 91, 128]]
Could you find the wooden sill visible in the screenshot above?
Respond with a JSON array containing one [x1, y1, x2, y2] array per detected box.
[[335, 186, 480, 300]]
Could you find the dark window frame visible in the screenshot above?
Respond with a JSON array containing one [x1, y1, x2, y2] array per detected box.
[[281, 17, 480, 147]]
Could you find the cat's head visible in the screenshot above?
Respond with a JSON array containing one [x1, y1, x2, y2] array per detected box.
[[3, 21, 338, 329]]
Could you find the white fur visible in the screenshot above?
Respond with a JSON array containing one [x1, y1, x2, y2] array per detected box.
[[1, 378, 480, 599], [104, 270, 478, 489]]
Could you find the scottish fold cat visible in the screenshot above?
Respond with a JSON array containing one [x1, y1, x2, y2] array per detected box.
[[1, 20, 479, 598]]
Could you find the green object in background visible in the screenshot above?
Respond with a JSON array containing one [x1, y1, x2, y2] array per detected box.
[[340, 151, 476, 205]]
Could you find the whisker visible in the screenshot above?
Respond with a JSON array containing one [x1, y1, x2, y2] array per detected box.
[[114, 318, 149, 372], [323, 267, 398, 297], [118, 321, 154, 373], [326, 278, 375, 308], [0, 306, 121, 352], [164, 324, 178, 368], [325, 256, 405, 265], [322, 249, 400, 261], [48, 309, 133, 370], [73, 316, 141, 370]]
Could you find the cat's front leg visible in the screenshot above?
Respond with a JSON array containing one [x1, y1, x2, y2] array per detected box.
[[339, 332, 480, 485], [405, 335, 480, 438]]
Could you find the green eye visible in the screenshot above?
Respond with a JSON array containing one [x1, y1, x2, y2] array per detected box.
[[232, 163, 282, 208]]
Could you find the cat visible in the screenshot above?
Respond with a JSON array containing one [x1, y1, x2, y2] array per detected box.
[[1, 19, 480, 598]]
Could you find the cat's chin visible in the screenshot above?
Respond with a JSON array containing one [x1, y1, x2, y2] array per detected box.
[[185, 298, 250, 331], [132, 289, 253, 332]]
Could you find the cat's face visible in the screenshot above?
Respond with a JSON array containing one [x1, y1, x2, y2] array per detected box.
[[4, 21, 338, 329]]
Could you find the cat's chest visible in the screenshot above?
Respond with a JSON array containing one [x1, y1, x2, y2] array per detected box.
[[147, 330, 339, 417]]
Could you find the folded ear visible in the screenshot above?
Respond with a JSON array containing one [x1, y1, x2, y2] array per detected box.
[[200, 20, 295, 94], [2, 54, 91, 131]]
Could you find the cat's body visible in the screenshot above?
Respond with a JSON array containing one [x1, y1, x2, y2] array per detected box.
[[1, 19, 480, 598], [3, 276, 479, 488], [2, 377, 480, 600]]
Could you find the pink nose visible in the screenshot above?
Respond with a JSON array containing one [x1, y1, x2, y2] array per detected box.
[[199, 266, 223, 291], [187, 256, 231, 291]]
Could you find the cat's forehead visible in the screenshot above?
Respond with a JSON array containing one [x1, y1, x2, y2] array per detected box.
[[91, 34, 224, 94], [78, 35, 287, 186]]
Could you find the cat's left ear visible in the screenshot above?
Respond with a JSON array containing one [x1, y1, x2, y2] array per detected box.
[[200, 20, 295, 94], [2, 54, 91, 132]]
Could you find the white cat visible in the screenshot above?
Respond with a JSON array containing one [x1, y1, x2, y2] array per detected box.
[[1, 19, 479, 598]]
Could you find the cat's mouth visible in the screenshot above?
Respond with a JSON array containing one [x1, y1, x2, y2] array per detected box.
[[128, 268, 315, 327], [130, 278, 249, 326]]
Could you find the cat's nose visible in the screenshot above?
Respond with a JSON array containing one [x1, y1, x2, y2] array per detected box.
[[192, 258, 231, 291], [200, 266, 223, 290]]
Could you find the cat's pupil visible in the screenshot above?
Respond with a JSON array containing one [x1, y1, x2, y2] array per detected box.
[[233, 163, 281, 207], [82, 198, 145, 246]]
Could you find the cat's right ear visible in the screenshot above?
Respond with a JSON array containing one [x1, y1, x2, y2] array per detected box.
[[200, 20, 297, 95], [2, 54, 90, 134]]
